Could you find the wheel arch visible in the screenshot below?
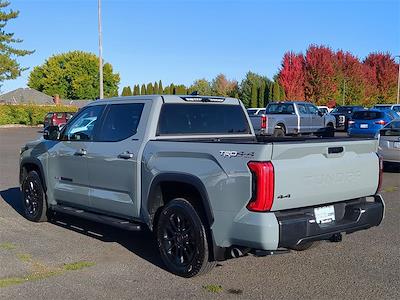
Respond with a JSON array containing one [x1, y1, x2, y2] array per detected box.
[[146, 172, 214, 230], [20, 158, 47, 191]]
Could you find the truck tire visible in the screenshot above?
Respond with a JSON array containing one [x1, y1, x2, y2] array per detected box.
[[21, 170, 48, 222], [324, 124, 335, 137], [273, 128, 285, 137], [156, 198, 216, 277], [290, 241, 317, 251]]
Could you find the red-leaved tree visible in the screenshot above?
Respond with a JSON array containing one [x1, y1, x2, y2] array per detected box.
[[334, 50, 365, 105], [278, 51, 305, 100], [363, 53, 398, 104], [304, 45, 337, 104]]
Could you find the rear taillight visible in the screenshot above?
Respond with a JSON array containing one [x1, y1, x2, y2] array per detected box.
[[261, 115, 267, 129], [348, 120, 355, 126], [376, 154, 383, 194], [375, 120, 386, 125], [247, 161, 274, 212]]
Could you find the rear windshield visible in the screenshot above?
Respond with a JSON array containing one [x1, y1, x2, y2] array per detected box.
[[266, 103, 295, 114], [373, 105, 391, 110], [157, 104, 251, 135], [381, 121, 400, 136], [352, 111, 383, 120]]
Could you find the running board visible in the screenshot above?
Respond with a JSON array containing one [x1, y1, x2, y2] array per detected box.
[[51, 205, 142, 231]]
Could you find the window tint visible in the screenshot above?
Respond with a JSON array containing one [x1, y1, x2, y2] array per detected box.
[[266, 103, 295, 114], [373, 105, 391, 111], [158, 104, 250, 135], [97, 103, 144, 142], [297, 104, 308, 114], [393, 106, 400, 112], [352, 111, 383, 120], [306, 104, 319, 114], [60, 105, 105, 141], [257, 109, 266, 115]]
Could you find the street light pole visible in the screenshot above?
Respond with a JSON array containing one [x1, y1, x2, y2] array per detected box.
[[98, 0, 104, 99], [396, 55, 400, 105]]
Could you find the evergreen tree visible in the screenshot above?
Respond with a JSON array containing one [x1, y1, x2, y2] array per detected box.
[[147, 82, 154, 94], [267, 82, 274, 102], [170, 83, 175, 94], [140, 84, 146, 95], [272, 81, 281, 101], [250, 83, 258, 108], [158, 80, 163, 94], [258, 82, 265, 107], [0, 1, 34, 87], [133, 84, 139, 95], [280, 84, 286, 100], [164, 86, 171, 94], [121, 86, 132, 96], [154, 81, 159, 94]]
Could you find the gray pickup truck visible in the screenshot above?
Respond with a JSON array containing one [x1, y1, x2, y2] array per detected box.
[[19, 95, 384, 277], [250, 101, 336, 137]]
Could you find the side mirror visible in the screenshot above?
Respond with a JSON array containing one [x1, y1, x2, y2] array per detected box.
[[43, 125, 60, 140]]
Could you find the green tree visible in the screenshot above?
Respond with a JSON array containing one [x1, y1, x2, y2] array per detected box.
[[170, 83, 175, 94], [121, 86, 132, 96], [154, 81, 159, 94], [133, 84, 140, 95], [163, 86, 171, 94], [175, 84, 187, 94], [250, 84, 258, 108], [158, 80, 163, 94], [271, 81, 281, 101], [146, 82, 154, 94], [258, 82, 265, 107], [211, 74, 238, 97], [140, 84, 146, 95], [0, 1, 34, 88], [189, 78, 212, 95], [28, 51, 120, 99], [240, 71, 272, 107]]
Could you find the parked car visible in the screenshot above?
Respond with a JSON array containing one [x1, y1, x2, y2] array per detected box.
[[330, 106, 364, 131], [247, 108, 266, 116], [249, 101, 336, 137], [348, 109, 399, 138], [20, 95, 384, 278], [317, 106, 332, 114], [378, 120, 400, 165], [44, 112, 74, 128], [373, 104, 400, 116]]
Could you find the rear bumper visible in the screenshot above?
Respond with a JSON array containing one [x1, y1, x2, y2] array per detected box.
[[276, 195, 384, 248]]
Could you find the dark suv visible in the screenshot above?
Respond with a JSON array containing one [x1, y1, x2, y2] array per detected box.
[[330, 106, 363, 131], [44, 112, 75, 128]]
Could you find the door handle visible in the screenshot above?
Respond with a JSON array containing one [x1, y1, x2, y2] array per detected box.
[[74, 149, 87, 156], [118, 152, 134, 159]]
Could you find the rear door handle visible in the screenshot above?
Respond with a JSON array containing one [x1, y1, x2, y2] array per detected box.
[[74, 149, 87, 156], [118, 152, 134, 159]]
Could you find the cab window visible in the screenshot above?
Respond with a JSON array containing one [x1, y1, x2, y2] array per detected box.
[[60, 105, 105, 141]]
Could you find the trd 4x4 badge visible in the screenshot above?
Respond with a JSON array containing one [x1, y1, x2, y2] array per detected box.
[[219, 150, 255, 158]]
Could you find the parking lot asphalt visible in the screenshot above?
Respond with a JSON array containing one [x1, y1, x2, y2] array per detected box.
[[0, 127, 399, 299]]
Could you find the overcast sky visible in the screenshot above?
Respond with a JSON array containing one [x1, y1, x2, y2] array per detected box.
[[2, 0, 399, 93]]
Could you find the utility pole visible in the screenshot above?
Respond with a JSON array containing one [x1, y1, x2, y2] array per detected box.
[[396, 55, 400, 104], [98, 0, 104, 99], [342, 79, 346, 106]]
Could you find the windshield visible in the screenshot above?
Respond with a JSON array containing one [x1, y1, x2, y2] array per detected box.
[[381, 121, 400, 136]]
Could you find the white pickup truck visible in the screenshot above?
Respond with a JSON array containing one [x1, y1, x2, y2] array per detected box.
[[250, 101, 336, 137]]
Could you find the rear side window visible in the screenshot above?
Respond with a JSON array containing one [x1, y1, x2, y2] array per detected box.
[[97, 103, 144, 142], [352, 111, 383, 120], [266, 103, 295, 114], [157, 104, 251, 135], [373, 105, 391, 111]]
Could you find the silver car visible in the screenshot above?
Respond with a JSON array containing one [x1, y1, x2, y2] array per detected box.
[[378, 120, 400, 164]]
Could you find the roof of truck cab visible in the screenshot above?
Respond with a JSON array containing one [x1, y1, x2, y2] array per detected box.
[[84, 95, 241, 106]]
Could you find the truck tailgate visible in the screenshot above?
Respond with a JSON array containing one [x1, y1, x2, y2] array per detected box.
[[271, 139, 379, 211]]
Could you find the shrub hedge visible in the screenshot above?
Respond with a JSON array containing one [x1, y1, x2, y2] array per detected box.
[[0, 104, 78, 126]]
